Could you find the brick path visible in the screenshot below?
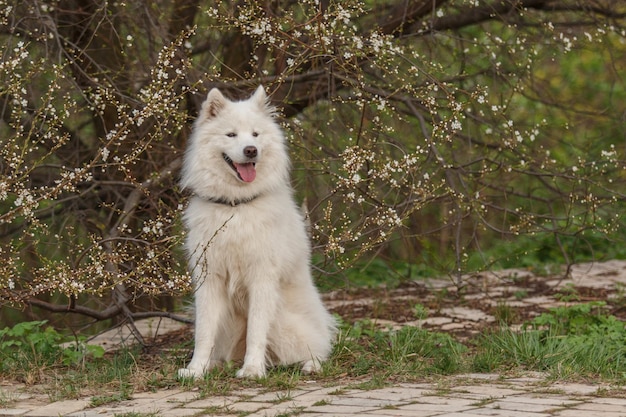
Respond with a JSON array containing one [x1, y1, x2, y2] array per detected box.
[[3, 372, 626, 416]]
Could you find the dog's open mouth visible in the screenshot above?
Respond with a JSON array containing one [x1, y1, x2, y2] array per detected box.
[[223, 153, 256, 183]]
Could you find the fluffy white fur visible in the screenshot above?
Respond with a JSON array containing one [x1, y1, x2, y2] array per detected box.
[[178, 86, 336, 379]]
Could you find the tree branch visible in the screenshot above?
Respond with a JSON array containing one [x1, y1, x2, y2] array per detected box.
[[423, 0, 552, 34], [26, 297, 192, 324]]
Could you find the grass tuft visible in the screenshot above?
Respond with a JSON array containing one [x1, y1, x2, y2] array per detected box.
[[326, 319, 468, 383], [473, 302, 626, 381]]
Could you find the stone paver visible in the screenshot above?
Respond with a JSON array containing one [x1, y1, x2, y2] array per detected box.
[[84, 317, 187, 352], [2, 373, 626, 417]]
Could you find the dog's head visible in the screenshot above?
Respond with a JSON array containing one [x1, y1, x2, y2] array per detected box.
[[181, 86, 290, 200]]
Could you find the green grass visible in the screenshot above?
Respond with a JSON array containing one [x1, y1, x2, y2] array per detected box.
[[0, 320, 105, 385], [4, 301, 626, 402], [493, 302, 518, 325], [91, 388, 133, 407], [473, 302, 626, 381], [46, 347, 142, 404], [462, 223, 626, 273], [316, 257, 439, 290], [175, 319, 470, 396], [326, 319, 468, 381], [0, 320, 186, 403]]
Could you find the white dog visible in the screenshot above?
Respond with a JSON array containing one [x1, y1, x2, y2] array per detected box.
[[178, 86, 336, 379]]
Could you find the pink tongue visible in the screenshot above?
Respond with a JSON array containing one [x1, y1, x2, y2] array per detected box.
[[234, 162, 256, 182]]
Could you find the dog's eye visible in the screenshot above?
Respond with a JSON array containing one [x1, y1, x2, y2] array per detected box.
[[226, 132, 237, 138], [252, 131, 259, 137]]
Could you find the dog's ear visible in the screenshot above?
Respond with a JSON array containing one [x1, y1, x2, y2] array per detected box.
[[251, 85, 275, 116], [200, 88, 227, 120]]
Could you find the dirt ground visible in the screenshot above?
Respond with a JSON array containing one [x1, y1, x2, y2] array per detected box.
[[146, 260, 626, 352]]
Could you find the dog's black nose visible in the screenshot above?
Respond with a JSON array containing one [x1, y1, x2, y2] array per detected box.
[[244, 146, 257, 159]]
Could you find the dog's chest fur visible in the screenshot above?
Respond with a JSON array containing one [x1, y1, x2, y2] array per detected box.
[[184, 197, 291, 306]]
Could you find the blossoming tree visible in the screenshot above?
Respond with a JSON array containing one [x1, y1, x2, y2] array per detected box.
[[1, 0, 624, 333]]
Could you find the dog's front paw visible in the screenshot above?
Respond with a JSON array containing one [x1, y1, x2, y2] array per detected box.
[[177, 367, 203, 380], [236, 363, 266, 379]]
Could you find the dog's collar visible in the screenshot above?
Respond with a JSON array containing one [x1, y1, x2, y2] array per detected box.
[[195, 194, 260, 207]]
